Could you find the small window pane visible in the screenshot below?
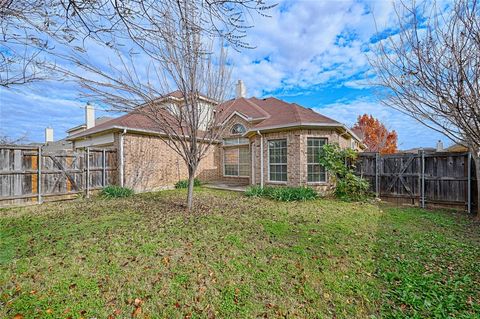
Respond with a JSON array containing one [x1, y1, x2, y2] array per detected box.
[[224, 146, 250, 177], [225, 164, 239, 176], [307, 138, 327, 182], [231, 123, 246, 134], [223, 138, 249, 145], [269, 139, 287, 182]]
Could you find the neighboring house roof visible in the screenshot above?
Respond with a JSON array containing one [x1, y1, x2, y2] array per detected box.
[[68, 93, 362, 143], [43, 139, 73, 152], [401, 147, 437, 153], [445, 143, 468, 152], [66, 117, 114, 134]]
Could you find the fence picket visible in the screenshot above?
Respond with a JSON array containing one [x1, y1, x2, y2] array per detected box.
[[0, 146, 117, 207], [356, 151, 477, 211]]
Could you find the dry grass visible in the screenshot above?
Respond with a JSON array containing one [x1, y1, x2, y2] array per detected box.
[[0, 188, 479, 318]]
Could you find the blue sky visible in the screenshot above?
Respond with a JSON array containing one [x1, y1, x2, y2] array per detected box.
[[0, 0, 448, 149]]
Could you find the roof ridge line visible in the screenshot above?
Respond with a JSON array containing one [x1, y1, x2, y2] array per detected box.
[[216, 98, 238, 118], [290, 101, 302, 123], [243, 97, 271, 118]]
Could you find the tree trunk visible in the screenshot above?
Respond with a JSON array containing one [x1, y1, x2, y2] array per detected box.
[[471, 150, 480, 216], [186, 167, 195, 211]]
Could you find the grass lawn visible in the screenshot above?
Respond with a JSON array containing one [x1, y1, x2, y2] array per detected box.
[[1, 188, 479, 318]]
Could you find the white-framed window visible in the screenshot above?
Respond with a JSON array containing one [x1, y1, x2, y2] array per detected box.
[[307, 137, 327, 183], [231, 123, 246, 134], [268, 139, 287, 182], [224, 147, 250, 177], [223, 137, 249, 146]]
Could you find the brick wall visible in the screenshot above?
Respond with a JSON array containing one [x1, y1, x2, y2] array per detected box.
[[116, 124, 359, 193], [216, 115, 253, 184], [121, 133, 220, 192], [251, 128, 355, 193]]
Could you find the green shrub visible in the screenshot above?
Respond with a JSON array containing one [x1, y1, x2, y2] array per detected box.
[[100, 185, 134, 198], [175, 178, 201, 189], [244, 185, 265, 197], [335, 173, 371, 201], [318, 143, 372, 201], [245, 186, 317, 202]]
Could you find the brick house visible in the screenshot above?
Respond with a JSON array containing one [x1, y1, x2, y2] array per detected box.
[[67, 81, 364, 192]]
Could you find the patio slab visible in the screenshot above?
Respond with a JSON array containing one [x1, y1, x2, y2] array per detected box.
[[203, 181, 248, 192]]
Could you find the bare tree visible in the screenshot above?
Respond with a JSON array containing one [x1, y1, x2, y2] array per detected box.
[[55, 2, 235, 210], [369, 0, 480, 213], [0, 133, 27, 145], [0, 0, 49, 87], [1, 0, 272, 208], [0, 0, 273, 86]]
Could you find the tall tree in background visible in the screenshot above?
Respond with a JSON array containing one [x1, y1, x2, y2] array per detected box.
[[353, 114, 397, 154], [0, 0, 273, 86], [1, 0, 273, 210], [58, 6, 231, 210], [369, 0, 480, 213]]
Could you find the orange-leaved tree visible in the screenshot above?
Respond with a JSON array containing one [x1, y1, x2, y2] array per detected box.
[[353, 114, 397, 154]]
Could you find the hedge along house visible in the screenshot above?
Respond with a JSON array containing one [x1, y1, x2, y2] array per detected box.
[[67, 81, 364, 192]]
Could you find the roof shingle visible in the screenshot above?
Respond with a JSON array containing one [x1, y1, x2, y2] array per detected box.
[[68, 93, 352, 141]]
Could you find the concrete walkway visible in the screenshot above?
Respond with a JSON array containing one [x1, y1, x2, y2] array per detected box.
[[203, 181, 248, 192]]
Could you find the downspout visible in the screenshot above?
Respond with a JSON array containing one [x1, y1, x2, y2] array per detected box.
[[251, 141, 255, 185], [119, 129, 127, 187], [257, 130, 264, 188]]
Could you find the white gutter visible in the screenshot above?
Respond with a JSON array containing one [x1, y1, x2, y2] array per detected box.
[[251, 141, 255, 185], [68, 126, 221, 144], [257, 130, 264, 188], [247, 123, 363, 143], [119, 129, 127, 187]]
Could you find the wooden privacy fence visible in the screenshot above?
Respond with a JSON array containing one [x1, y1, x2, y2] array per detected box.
[[356, 151, 477, 212], [0, 146, 118, 207]]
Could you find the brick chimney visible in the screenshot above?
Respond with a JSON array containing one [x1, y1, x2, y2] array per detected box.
[[235, 80, 246, 98], [85, 103, 95, 129]]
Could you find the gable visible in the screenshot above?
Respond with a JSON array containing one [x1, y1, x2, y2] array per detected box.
[[221, 113, 252, 139]]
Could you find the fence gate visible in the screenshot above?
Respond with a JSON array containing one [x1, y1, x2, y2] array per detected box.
[[0, 146, 118, 207], [356, 151, 477, 212]]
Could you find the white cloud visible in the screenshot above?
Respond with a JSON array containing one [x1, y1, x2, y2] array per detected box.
[[231, 0, 398, 95], [0, 0, 450, 150], [317, 98, 450, 150]]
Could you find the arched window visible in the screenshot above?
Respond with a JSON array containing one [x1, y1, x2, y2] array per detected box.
[[231, 123, 246, 134]]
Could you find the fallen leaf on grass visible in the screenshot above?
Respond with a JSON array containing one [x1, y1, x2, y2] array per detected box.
[[132, 306, 142, 317], [13, 314, 23, 319], [134, 298, 143, 307], [162, 256, 170, 266]]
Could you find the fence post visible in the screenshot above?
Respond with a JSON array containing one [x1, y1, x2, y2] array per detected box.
[[38, 146, 42, 204], [86, 147, 90, 199], [420, 149, 425, 208], [102, 149, 106, 187], [375, 153, 380, 198], [467, 152, 472, 214]]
